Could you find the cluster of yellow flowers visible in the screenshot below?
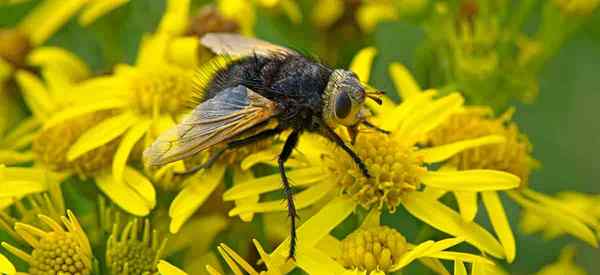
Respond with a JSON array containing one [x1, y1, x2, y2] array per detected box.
[[1, 0, 598, 275]]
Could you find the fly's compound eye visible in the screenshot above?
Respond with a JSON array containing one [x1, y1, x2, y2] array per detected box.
[[334, 91, 352, 119]]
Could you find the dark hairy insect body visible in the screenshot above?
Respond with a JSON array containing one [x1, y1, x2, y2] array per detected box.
[[203, 53, 332, 133]]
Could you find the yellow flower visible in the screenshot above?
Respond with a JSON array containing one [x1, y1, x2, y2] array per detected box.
[[518, 191, 600, 244], [0, 45, 157, 217], [106, 218, 168, 274], [11, 0, 129, 45], [270, 199, 494, 274], [224, 50, 520, 260], [392, 62, 599, 260], [1, 210, 93, 275], [535, 246, 586, 275], [34, 0, 195, 216]]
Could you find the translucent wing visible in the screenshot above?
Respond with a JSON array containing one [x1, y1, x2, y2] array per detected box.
[[143, 85, 279, 166], [200, 33, 297, 57]]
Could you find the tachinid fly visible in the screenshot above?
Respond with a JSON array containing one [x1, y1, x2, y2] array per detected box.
[[143, 33, 385, 259]]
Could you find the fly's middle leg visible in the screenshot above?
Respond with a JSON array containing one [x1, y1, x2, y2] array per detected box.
[[278, 129, 301, 260]]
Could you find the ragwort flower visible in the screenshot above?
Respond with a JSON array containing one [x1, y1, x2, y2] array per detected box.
[[270, 198, 494, 275], [35, 0, 195, 216], [392, 61, 599, 260], [1, 210, 93, 275], [224, 48, 520, 260]]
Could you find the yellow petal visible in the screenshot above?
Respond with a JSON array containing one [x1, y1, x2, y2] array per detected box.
[[217, 0, 255, 36], [43, 99, 128, 129], [136, 34, 170, 67], [482, 191, 516, 263], [295, 246, 347, 275], [219, 243, 258, 274], [169, 165, 226, 233], [228, 181, 334, 216], [79, 0, 130, 26], [397, 93, 464, 139], [356, 2, 397, 32], [18, 0, 87, 45], [273, 196, 357, 258], [521, 188, 600, 230], [0, 150, 34, 165], [473, 261, 509, 275], [349, 47, 377, 83], [427, 251, 495, 266], [418, 258, 450, 275], [113, 119, 152, 184], [402, 192, 505, 258], [95, 168, 155, 216], [232, 168, 258, 222], [392, 240, 435, 270], [15, 70, 55, 119], [311, 0, 344, 28], [158, 260, 188, 275], [454, 191, 478, 222], [223, 167, 326, 200], [240, 149, 279, 170], [27, 47, 90, 80], [0, 58, 12, 82], [316, 234, 342, 260], [424, 238, 464, 255], [206, 265, 223, 275], [418, 135, 506, 164], [508, 191, 598, 247], [67, 112, 139, 161], [0, 253, 16, 275], [380, 90, 436, 130], [421, 170, 520, 192], [454, 260, 467, 275], [157, 0, 190, 35], [253, 239, 278, 272], [167, 37, 199, 69], [389, 63, 421, 100]]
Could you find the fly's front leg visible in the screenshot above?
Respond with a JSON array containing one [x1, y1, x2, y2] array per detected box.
[[362, 120, 390, 134], [322, 123, 371, 178], [278, 129, 301, 260]]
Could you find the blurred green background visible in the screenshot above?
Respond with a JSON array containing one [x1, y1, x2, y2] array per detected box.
[[1, 0, 599, 274]]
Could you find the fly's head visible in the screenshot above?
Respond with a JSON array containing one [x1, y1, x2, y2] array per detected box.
[[322, 69, 382, 128]]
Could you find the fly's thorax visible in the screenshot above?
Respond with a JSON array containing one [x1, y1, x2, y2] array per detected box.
[[322, 69, 366, 128]]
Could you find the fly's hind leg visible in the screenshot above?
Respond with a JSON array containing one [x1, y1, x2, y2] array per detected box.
[[176, 127, 283, 175], [278, 129, 301, 260]]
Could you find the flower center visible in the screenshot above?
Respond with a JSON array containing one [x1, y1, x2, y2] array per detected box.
[[106, 241, 158, 275], [106, 219, 166, 275], [130, 66, 193, 115], [327, 132, 426, 211], [339, 225, 408, 272], [32, 111, 119, 177], [29, 231, 91, 275], [427, 108, 536, 187]]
